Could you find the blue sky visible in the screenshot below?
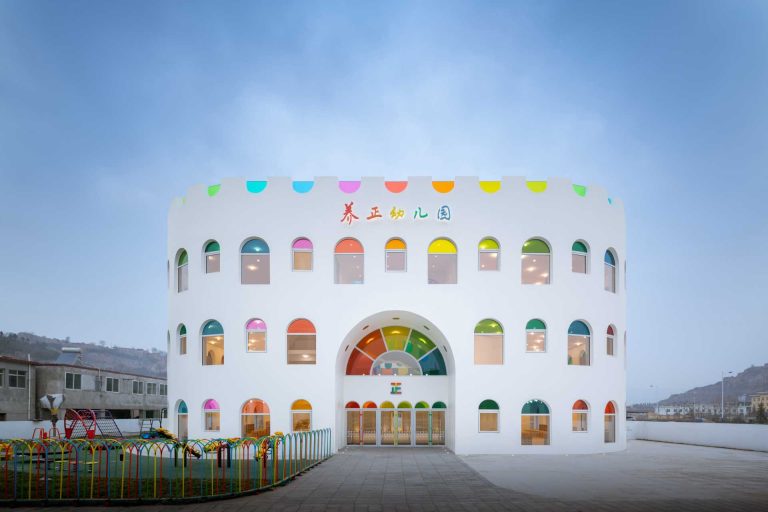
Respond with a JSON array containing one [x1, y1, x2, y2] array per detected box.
[[1, 1, 766, 402]]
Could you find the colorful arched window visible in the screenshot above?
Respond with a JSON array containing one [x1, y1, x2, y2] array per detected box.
[[176, 400, 188, 440], [241, 399, 270, 438], [246, 318, 266, 352], [428, 238, 457, 284], [474, 319, 503, 365], [204, 241, 220, 274], [572, 241, 588, 274], [291, 399, 312, 432], [202, 320, 224, 366], [385, 238, 407, 272], [572, 400, 589, 432], [478, 399, 499, 433], [478, 238, 500, 271], [525, 319, 546, 353], [287, 319, 316, 364], [203, 399, 220, 431], [241, 238, 270, 284], [335, 238, 364, 284], [345, 401, 361, 409], [606, 325, 616, 356], [568, 321, 591, 366], [380, 401, 395, 409], [521, 238, 550, 285], [292, 238, 313, 271], [345, 327, 447, 376], [604, 249, 617, 293], [521, 399, 550, 445], [604, 401, 617, 443], [176, 250, 189, 292], [178, 324, 187, 355]]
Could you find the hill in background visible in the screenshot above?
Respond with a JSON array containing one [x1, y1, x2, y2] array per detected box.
[[0, 331, 166, 378], [659, 363, 768, 405]]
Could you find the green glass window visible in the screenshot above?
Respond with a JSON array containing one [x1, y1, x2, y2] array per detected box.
[[178, 401, 188, 414], [479, 399, 499, 410], [568, 321, 590, 336], [415, 401, 429, 409], [203, 320, 224, 335], [526, 319, 546, 330], [179, 324, 187, 336], [397, 401, 413, 409], [205, 241, 220, 253], [404, 330, 436, 360], [604, 250, 616, 265], [432, 401, 447, 409], [178, 251, 188, 265], [475, 319, 503, 334], [522, 239, 550, 254], [521, 400, 549, 414], [572, 241, 588, 253], [242, 238, 270, 253]]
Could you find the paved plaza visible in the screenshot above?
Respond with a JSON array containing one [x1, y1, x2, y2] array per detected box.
[[13, 440, 768, 511]]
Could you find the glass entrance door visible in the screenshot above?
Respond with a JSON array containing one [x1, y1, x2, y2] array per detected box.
[[415, 410, 429, 445], [397, 410, 412, 445], [431, 410, 445, 445], [362, 409, 377, 445], [346, 410, 361, 445], [380, 410, 395, 445]]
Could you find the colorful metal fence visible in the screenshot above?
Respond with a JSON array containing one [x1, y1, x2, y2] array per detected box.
[[0, 428, 332, 504]]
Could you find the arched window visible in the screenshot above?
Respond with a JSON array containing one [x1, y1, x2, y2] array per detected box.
[[292, 399, 312, 432], [385, 238, 407, 272], [572, 400, 589, 432], [241, 399, 270, 438], [246, 318, 266, 352], [572, 241, 588, 273], [287, 319, 316, 364], [526, 319, 546, 353], [606, 325, 616, 356], [241, 238, 270, 284], [203, 399, 220, 431], [568, 321, 591, 366], [204, 241, 220, 273], [292, 238, 313, 271], [604, 401, 617, 443], [521, 399, 550, 445], [521, 239, 550, 285], [474, 319, 503, 365], [478, 399, 499, 433], [178, 324, 187, 355], [177, 400, 188, 440], [604, 249, 617, 293], [176, 250, 188, 292], [202, 320, 224, 366], [478, 238, 500, 271], [428, 238, 457, 284], [334, 238, 364, 284]]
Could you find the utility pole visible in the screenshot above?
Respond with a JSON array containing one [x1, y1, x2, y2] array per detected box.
[[721, 371, 733, 421]]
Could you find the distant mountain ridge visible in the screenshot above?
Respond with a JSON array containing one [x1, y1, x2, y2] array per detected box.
[[0, 331, 166, 378], [660, 363, 768, 405]]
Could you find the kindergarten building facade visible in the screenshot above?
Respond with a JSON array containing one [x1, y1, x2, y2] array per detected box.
[[166, 176, 627, 455]]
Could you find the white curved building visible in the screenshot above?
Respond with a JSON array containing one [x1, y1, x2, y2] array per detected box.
[[166, 176, 626, 455]]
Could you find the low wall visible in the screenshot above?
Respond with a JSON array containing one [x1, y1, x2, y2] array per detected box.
[[0, 419, 143, 439], [627, 420, 768, 452]]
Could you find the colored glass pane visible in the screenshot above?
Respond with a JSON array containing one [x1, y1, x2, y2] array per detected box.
[[432, 181, 454, 193], [292, 238, 313, 250], [207, 184, 221, 197], [522, 239, 550, 254], [363, 401, 377, 409], [526, 181, 547, 193], [415, 401, 429, 409], [178, 401, 188, 414], [418, 349, 447, 375], [242, 238, 269, 254], [382, 326, 410, 351], [380, 401, 395, 409], [203, 320, 223, 335], [572, 241, 588, 253], [474, 319, 503, 334], [405, 330, 436, 360], [339, 181, 361, 193], [246, 318, 266, 331], [386, 238, 406, 250], [179, 324, 187, 335], [397, 401, 412, 409], [607, 325, 615, 336], [205, 241, 220, 253], [385, 181, 408, 193], [246, 180, 267, 193], [605, 402, 616, 414], [288, 319, 316, 334], [522, 400, 549, 414], [292, 181, 314, 193], [604, 250, 616, 265], [479, 181, 501, 193], [479, 399, 499, 410], [242, 399, 269, 414], [573, 184, 587, 197], [432, 401, 446, 409], [428, 238, 457, 254], [526, 319, 546, 331], [478, 238, 500, 251], [204, 399, 220, 411], [345, 401, 360, 409], [292, 399, 312, 411], [357, 330, 387, 359], [178, 251, 188, 265], [335, 238, 364, 253], [573, 400, 589, 411], [568, 321, 590, 336], [346, 348, 373, 375]]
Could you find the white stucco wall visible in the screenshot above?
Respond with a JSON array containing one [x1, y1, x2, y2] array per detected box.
[[167, 176, 626, 454], [627, 421, 768, 452]]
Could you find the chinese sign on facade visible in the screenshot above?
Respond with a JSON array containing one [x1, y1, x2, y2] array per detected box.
[[340, 202, 451, 225], [390, 382, 402, 395]]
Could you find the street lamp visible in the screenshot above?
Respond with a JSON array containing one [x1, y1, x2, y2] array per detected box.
[[721, 371, 734, 421]]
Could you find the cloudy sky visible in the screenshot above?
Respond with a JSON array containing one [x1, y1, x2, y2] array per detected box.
[[1, 1, 766, 402]]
